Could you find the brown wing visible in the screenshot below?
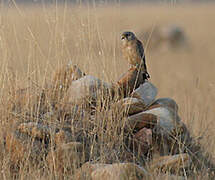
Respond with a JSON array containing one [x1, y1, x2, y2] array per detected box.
[[136, 40, 144, 58], [136, 40, 150, 79]]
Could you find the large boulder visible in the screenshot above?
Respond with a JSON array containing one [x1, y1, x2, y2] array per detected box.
[[149, 98, 179, 113], [64, 75, 113, 104], [149, 153, 191, 172], [74, 162, 149, 180], [139, 106, 181, 136], [127, 103, 184, 156], [152, 173, 185, 180], [131, 82, 157, 107]]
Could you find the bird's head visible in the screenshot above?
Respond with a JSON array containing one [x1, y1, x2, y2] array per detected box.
[[121, 31, 136, 42]]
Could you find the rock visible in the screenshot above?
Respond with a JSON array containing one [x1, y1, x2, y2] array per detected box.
[[127, 112, 157, 131], [46, 142, 83, 174], [140, 106, 181, 136], [131, 82, 157, 107], [150, 98, 179, 113], [91, 163, 148, 180], [134, 128, 152, 155], [117, 67, 146, 96], [74, 163, 106, 180], [144, 99, 185, 156], [64, 75, 113, 104], [128, 106, 184, 155], [114, 97, 146, 115], [152, 173, 185, 180], [74, 162, 149, 180], [149, 153, 191, 172]]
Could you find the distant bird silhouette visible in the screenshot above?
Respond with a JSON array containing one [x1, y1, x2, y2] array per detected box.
[[121, 31, 150, 80]]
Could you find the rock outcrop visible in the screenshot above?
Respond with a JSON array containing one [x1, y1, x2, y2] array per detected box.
[[4, 62, 214, 179]]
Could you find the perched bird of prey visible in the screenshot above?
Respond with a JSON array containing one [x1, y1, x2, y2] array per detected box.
[[121, 31, 150, 80]]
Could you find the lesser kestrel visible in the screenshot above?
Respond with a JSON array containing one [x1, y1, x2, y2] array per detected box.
[[121, 31, 150, 80]]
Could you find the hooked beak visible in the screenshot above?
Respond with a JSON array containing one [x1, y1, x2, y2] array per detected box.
[[121, 35, 126, 40]]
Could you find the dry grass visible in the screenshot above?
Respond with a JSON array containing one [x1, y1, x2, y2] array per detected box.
[[0, 1, 215, 179]]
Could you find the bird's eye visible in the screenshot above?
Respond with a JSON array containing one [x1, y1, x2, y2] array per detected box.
[[121, 36, 125, 40]]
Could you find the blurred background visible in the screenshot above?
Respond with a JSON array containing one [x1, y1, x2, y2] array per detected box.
[[0, 0, 214, 4]]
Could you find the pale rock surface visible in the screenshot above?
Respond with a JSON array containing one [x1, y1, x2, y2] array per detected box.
[[74, 162, 149, 180], [149, 153, 191, 172], [141, 106, 181, 135], [153, 173, 185, 180], [131, 82, 158, 107], [65, 75, 113, 104], [151, 98, 179, 113]]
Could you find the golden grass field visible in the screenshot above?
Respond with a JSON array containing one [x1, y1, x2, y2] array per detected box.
[[0, 2, 215, 179]]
